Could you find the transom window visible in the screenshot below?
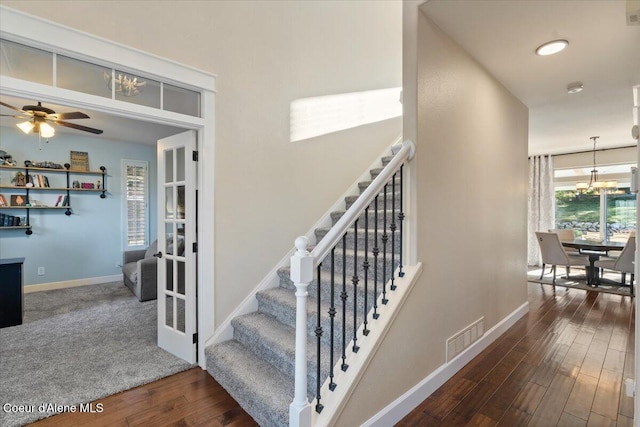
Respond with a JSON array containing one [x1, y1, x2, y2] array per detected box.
[[0, 39, 201, 117]]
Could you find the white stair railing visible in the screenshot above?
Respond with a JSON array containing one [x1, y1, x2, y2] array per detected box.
[[289, 140, 416, 427]]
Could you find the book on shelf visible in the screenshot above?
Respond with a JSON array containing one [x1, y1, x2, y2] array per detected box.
[[54, 195, 63, 207], [62, 195, 70, 207]]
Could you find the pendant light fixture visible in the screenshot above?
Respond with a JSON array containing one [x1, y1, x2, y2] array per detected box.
[[575, 136, 617, 193]]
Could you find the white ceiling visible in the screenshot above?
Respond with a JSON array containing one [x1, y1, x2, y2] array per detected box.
[[421, 0, 640, 156], [0, 95, 185, 145]]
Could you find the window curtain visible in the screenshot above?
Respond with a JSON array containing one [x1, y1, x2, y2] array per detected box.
[[528, 155, 555, 266]]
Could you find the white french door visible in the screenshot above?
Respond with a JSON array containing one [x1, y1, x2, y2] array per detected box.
[[157, 130, 197, 363]]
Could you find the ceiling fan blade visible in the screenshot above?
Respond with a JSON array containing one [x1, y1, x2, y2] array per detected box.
[[54, 120, 104, 135], [0, 101, 30, 114], [49, 111, 90, 120], [0, 114, 29, 118]]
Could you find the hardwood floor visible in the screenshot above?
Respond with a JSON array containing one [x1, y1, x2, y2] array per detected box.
[[398, 283, 635, 426], [27, 368, 258, 427], [28, 282, 634, 427]]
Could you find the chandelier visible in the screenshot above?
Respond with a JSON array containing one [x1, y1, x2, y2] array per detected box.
[[575, 136, 617, 193], [104, 72, 146, 97]]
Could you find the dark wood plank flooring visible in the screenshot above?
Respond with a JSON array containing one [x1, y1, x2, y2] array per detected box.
[[398, 283, 635, 426], [27, 368, 258, 427], [28, 282, 634, 427]]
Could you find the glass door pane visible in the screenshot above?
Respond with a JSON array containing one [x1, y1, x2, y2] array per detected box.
[[555, 189, 601, 238], [606, 188, 636, 241]]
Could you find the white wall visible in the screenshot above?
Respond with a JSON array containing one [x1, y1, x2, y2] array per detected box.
[[1, 1, 403, 325], [334, 7, 529, 425], [0, 127, 156, 286]]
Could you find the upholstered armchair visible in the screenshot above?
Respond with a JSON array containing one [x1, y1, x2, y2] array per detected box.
[[122, 240, 159, 302], [594, 236, 635, 294], [535, 231, 590, 284]]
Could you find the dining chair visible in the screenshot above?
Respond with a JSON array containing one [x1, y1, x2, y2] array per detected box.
[[549, 228, 576, 242], [535, 231, 590, 284], [594, 236, 636, 295], [549, 228, 579, 276]]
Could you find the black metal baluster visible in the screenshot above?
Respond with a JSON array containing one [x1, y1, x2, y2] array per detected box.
[[373, 196, 380, 320], [363, 206, 370, 336], [390, 172, 397, 291], [382, 183, 389, 304], [341, 233, 349, 371], [328, 248, 337, 391], [352, 219, 360, 353], [398, 164, 405, 277], [315, 264, 323, 413]]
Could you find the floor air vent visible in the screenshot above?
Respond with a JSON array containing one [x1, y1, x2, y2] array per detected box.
[[446, 317, 484, 362]]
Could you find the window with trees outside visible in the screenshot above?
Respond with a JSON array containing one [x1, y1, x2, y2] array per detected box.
[[554, 163, 637, 242], [122, 160, 149, 250]]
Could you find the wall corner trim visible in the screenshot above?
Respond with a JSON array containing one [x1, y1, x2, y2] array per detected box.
[[362, 300, 530, 426]]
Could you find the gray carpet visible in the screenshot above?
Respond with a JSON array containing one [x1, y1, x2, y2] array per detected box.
[[0, 281, 192, 427], [527, 266, 632, 296]]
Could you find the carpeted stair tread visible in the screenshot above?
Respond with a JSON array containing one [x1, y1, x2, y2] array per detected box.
[[256, 287, 357, 346], [345, 192, 401, 210], [206, 340, 292, 427], [231, 312, 338, 398], [232, 312, 296, 377], [276, 266, 381, 314]]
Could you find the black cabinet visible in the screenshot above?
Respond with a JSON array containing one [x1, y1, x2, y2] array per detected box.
[[0, 257, 24, 328]]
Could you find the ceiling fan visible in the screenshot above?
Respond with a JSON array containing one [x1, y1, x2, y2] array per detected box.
[[0, 101, 104, 137]]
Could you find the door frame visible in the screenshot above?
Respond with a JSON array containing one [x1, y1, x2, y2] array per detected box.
[[0, 6, 216, 367]]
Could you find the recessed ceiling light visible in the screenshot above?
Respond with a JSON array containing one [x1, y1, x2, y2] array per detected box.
[[535, 39, 569, 56], [567, 82, 584, 94]]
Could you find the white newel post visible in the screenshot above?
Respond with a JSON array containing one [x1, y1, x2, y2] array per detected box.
[[289, 236, 313, 427]]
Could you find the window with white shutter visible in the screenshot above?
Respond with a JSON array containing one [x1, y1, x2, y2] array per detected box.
[[122, 160, 149, 250]]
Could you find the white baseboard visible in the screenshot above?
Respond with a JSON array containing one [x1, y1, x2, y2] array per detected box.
[[23, 274, 122, 293], [362, 301, 530, 427]]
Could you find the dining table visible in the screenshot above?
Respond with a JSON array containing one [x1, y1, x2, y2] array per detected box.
[[561, 238, 626, 286]]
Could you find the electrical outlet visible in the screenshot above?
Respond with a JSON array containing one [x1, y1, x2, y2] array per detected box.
[[37, 267, 45, 276]]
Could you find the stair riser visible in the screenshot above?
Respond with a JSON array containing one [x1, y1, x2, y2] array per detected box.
[[315, 228, 402, 253], [331, 210, 403, 229], [205, 350, 289, 427], [319, 252, 399, 279], [232, 318, 351, 400], [358, 181, 400, 195], [345, 194, 401, 210], [277, 272, 381, 318], [256, 291, 360, 346]]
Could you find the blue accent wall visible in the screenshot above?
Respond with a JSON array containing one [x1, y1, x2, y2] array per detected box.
[[0, 127, 157, 287]]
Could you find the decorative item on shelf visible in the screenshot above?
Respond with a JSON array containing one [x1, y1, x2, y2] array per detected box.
[[72, 180, 80, 188], [27, 160, 64, 169], [0, 194, 6, 206], [10, 195, 27, 207], [0, 150, 16, 166], [575, 136, 618, 194], [11, 172, 26, 187], [70, 151, 89, 171]]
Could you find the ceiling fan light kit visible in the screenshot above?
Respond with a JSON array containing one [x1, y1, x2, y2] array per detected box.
[[0, 101, 103, 149], [535, 39, 569, 56]]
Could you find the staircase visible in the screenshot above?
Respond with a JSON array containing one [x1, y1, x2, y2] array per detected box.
[[205, 147, 404, 427]]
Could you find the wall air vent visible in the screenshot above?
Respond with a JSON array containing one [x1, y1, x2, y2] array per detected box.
[[627, 9, 640, 25], [446, 317, 484, 363]]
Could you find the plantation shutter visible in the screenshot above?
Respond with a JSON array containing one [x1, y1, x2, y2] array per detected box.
[[123, 161, 148, 249]]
